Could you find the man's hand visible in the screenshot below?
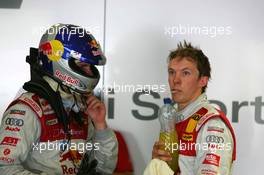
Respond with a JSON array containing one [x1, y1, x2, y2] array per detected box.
[[152, 141, 172, 161], [77, 152, 101, 175], [84, 95, 107, 130], [152, 141, 181, 174]]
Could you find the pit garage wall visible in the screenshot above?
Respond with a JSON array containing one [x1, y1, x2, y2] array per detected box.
[[0, 0, 264, 175]]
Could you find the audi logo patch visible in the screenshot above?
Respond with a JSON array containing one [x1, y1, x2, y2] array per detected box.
[[206, 135, 224, 143], [5, 118, 24, 127]]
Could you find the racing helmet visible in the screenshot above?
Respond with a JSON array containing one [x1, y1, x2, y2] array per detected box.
[[38, 23, 106, 94]]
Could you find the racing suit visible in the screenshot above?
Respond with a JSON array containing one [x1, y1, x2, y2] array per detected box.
[[175, 93, 236, 175], [0, 92, 118, 175]]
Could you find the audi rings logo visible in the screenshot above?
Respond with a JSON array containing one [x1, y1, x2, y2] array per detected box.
[[5, 118, 24, 127], [206, 135, 224, 143]]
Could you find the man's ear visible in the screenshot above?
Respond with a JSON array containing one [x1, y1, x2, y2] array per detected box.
[[199, 76, 209, 88]]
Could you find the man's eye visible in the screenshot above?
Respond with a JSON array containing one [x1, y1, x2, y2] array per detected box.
[[183, 71, 190, 76], [168, 70, 174, 75]]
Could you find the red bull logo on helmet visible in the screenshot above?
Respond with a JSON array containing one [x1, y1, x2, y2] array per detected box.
[[88, 40, 103, 56], [88, 39, 99, 49], [55, 70, 80, 86], [39, 40, 64, 62]]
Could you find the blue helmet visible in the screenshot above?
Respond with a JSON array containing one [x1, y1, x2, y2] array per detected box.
[[38, 23, 106, 94]]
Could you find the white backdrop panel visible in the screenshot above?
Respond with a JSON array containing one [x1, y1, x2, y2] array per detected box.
[[104, 0, 264, 174], [0, 0, 264, 174]]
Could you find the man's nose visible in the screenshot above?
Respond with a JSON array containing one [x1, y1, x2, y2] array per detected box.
[[173, 73, 181, 84]]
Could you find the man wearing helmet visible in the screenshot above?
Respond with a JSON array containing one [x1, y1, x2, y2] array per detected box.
[[0, 24, 118, 175]]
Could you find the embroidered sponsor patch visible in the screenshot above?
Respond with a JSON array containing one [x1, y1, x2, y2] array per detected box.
[[5, 126, 21, 132], [61, 165, 78, 174], [60, 150, 83, 173], [200, 169, 218, 175], [197, 113, 215, 129], [182, 133, 193, 141], [5, 118, 24, 127], [207, 126, 224, 133], [207, 143, 225, 150], [202, 153, 220, 167], [46, 118, 58, 126], [10, 109, 26, 116], [1, 137, 20, 147], [185, 119, 198, 133], [3, 148, 11, 156], [206, 135, 224, 144], [192, 113, 203, 120], [185, 107, 208, 133], [60, 150, 83, 163], [43, 108, 54, 115], [0, 156, 15, 164], [22, 97, 41, 113]]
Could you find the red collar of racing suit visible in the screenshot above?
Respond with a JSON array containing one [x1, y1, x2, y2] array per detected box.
[[174, 94, 236, 161]]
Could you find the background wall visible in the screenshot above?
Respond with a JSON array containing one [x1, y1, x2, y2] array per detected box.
[[0, 0, 264, 174]]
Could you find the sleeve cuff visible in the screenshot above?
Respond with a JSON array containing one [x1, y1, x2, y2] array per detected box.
[[94, 128, 114, 140]]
